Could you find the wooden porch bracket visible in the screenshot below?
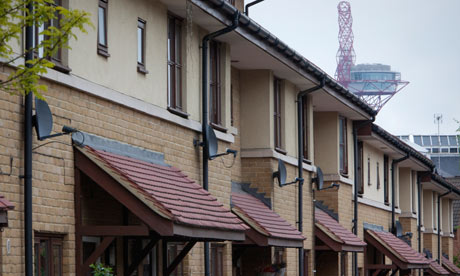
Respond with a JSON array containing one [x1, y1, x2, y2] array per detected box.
[[390, 268, 400, 276], [80, 224, 149, 236], [165, 241, 197, 276], [82, 236, 115, 275], [125, 237, 159, 276]]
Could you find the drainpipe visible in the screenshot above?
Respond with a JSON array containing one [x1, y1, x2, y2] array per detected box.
[[24, 2, 34, 276], [297, 77, 325, 276], [417, 174, 423, 276], [244, 0, 265, 16], [201, 10, 240, 276], [437, 189, 451, 263], [352, 119, 374, 276], [391, 154, 410, 234]]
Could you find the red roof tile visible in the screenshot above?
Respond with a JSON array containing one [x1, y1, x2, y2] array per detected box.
[[315, 208, 366, 249], [429, 259, 450, 275], [84, 146, 247, 232], [442, 256, 460, 275], [0, 195, 14, 211], [366, 230, 430, 266], [231, 193, 304, 241]]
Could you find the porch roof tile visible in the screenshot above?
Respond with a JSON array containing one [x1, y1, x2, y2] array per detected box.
[[85, 146, 247, 233], [442, 256, 460, 275]]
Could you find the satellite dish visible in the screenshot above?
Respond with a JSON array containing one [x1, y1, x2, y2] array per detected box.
[[395, 220, 403, 237], [273, 159, 287, 186], [313, 167, 324, 190], [33, 98, 53, 140], [206, 125, 218, 160]]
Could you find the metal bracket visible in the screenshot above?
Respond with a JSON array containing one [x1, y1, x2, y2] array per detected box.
[[0, 157, 13, 176]]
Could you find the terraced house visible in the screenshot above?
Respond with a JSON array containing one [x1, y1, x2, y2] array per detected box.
[[0, 0, 459, 276]]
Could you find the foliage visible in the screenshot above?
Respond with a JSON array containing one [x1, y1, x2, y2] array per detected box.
[[89, 263, 114, 276], [0, 0, 92, 99], [454, 254, 460, 269]]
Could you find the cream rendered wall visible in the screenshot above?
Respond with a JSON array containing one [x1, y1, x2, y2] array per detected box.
[[69, 0, 208, 121], [306, 95, 315, 162], [240, 70, 272, 149], [423, 189, 434, 230], [442, 198, 449, 234], [399, 167, 412, 214], [361, 142, 385, 203], [313, 112, 338, 174]]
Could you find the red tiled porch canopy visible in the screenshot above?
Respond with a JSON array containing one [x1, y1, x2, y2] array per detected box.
[[74, 146, 247, 241], [441, 256, 460, 276], [231, 193, 305, 247], [315, 208, 366, 252], [427, 259, 450, 276], [365, 229, 430, 270], [0, 195, 14, 228]]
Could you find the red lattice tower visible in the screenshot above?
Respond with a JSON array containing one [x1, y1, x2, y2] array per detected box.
[[335, 1, 355, 88]]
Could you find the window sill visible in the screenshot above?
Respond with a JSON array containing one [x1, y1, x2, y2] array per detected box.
[[340, 172, 349, 178], [167, 106, 189, 119], [52, 62, 71, 74], [97, 47, 110, 58], [303, 158, 312, 165], [210, 123, 227, 133], [137, 64, 148, 74], [275, 147, 287, 155]]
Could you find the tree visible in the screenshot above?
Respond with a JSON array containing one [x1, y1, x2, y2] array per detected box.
[[0, 0, 92, 99]]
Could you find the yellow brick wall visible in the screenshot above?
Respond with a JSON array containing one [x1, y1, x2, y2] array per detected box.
[[442, 236, 453, 260]]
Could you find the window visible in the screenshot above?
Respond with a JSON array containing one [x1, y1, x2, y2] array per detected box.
[[211, 244, 224, 276], [167, 14, 183, 113], [339, 117, 348, 175], [432, 148, 440, 153], [412, 171, 417, 214], [433, 192, 437, 230], [97, 0, 109, 56], [230, 85, 234, 126], [274, 78, 284, 153], [210, 40, 222, 127], [384, 155, 389, 204], [357, 141, 364, 195], [137, 18, 147, 73], [302, 96, 309, 160], [367, 157, 371, 186], [450, 147, 458, 153], [441, 148, 449, 153], [167, 243, 183, 276], [34, 233, 63, 276], [274, 247, 285, 264], [33, 0, 69, 72], [376, 162, 380, 189]]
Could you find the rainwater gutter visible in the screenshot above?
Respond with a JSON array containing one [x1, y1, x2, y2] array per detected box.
[[244, 0, 265, 16], [201, 9, 240, 276], [297, 76, 325, 276]]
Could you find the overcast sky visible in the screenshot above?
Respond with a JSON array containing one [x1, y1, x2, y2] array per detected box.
[[250, 0, 460, 135]]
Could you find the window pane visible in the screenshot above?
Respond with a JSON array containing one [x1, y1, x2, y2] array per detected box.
[[422, 136, 431, 146], [431, 136, 440, 146], [449, 135, 458, 146], [175, 67, 181, 108], [98, 7, 106, 46], [38, 24, 45, 58], [39, 241, 49, 276], [137, 27, 143, 63]]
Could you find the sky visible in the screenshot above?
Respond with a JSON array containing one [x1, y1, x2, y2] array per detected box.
[[249, 0, 460, 135]]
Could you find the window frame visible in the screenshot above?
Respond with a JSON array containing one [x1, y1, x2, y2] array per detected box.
[[167, 243, 184, 276], [302, 96, 309, 161], [167, 14, 186, 117], [33, 0, 70, 73], [367, 157, 371, 186], [357, 141, 364, 195], [383, 155, 389, 204], [211, 243, 224, 276], [376, 161, 380, 189], [97, 0, 109, 57], [273, 77, 285, 154], [339, 116, 348, 175], [137, 18, 148, 74], [34, 233, 64, 276], [209, 40, 224, 130]]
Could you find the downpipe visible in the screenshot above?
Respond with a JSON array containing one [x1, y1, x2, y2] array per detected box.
[[352, 118, 374, 276], [297, 77, 325, 276], [391, 154, 410, 234], [201, 9, 240, 276], [437, 189, 451, 263]]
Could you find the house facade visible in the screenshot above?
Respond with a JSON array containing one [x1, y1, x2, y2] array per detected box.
[[0, 0, 459, 276]]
